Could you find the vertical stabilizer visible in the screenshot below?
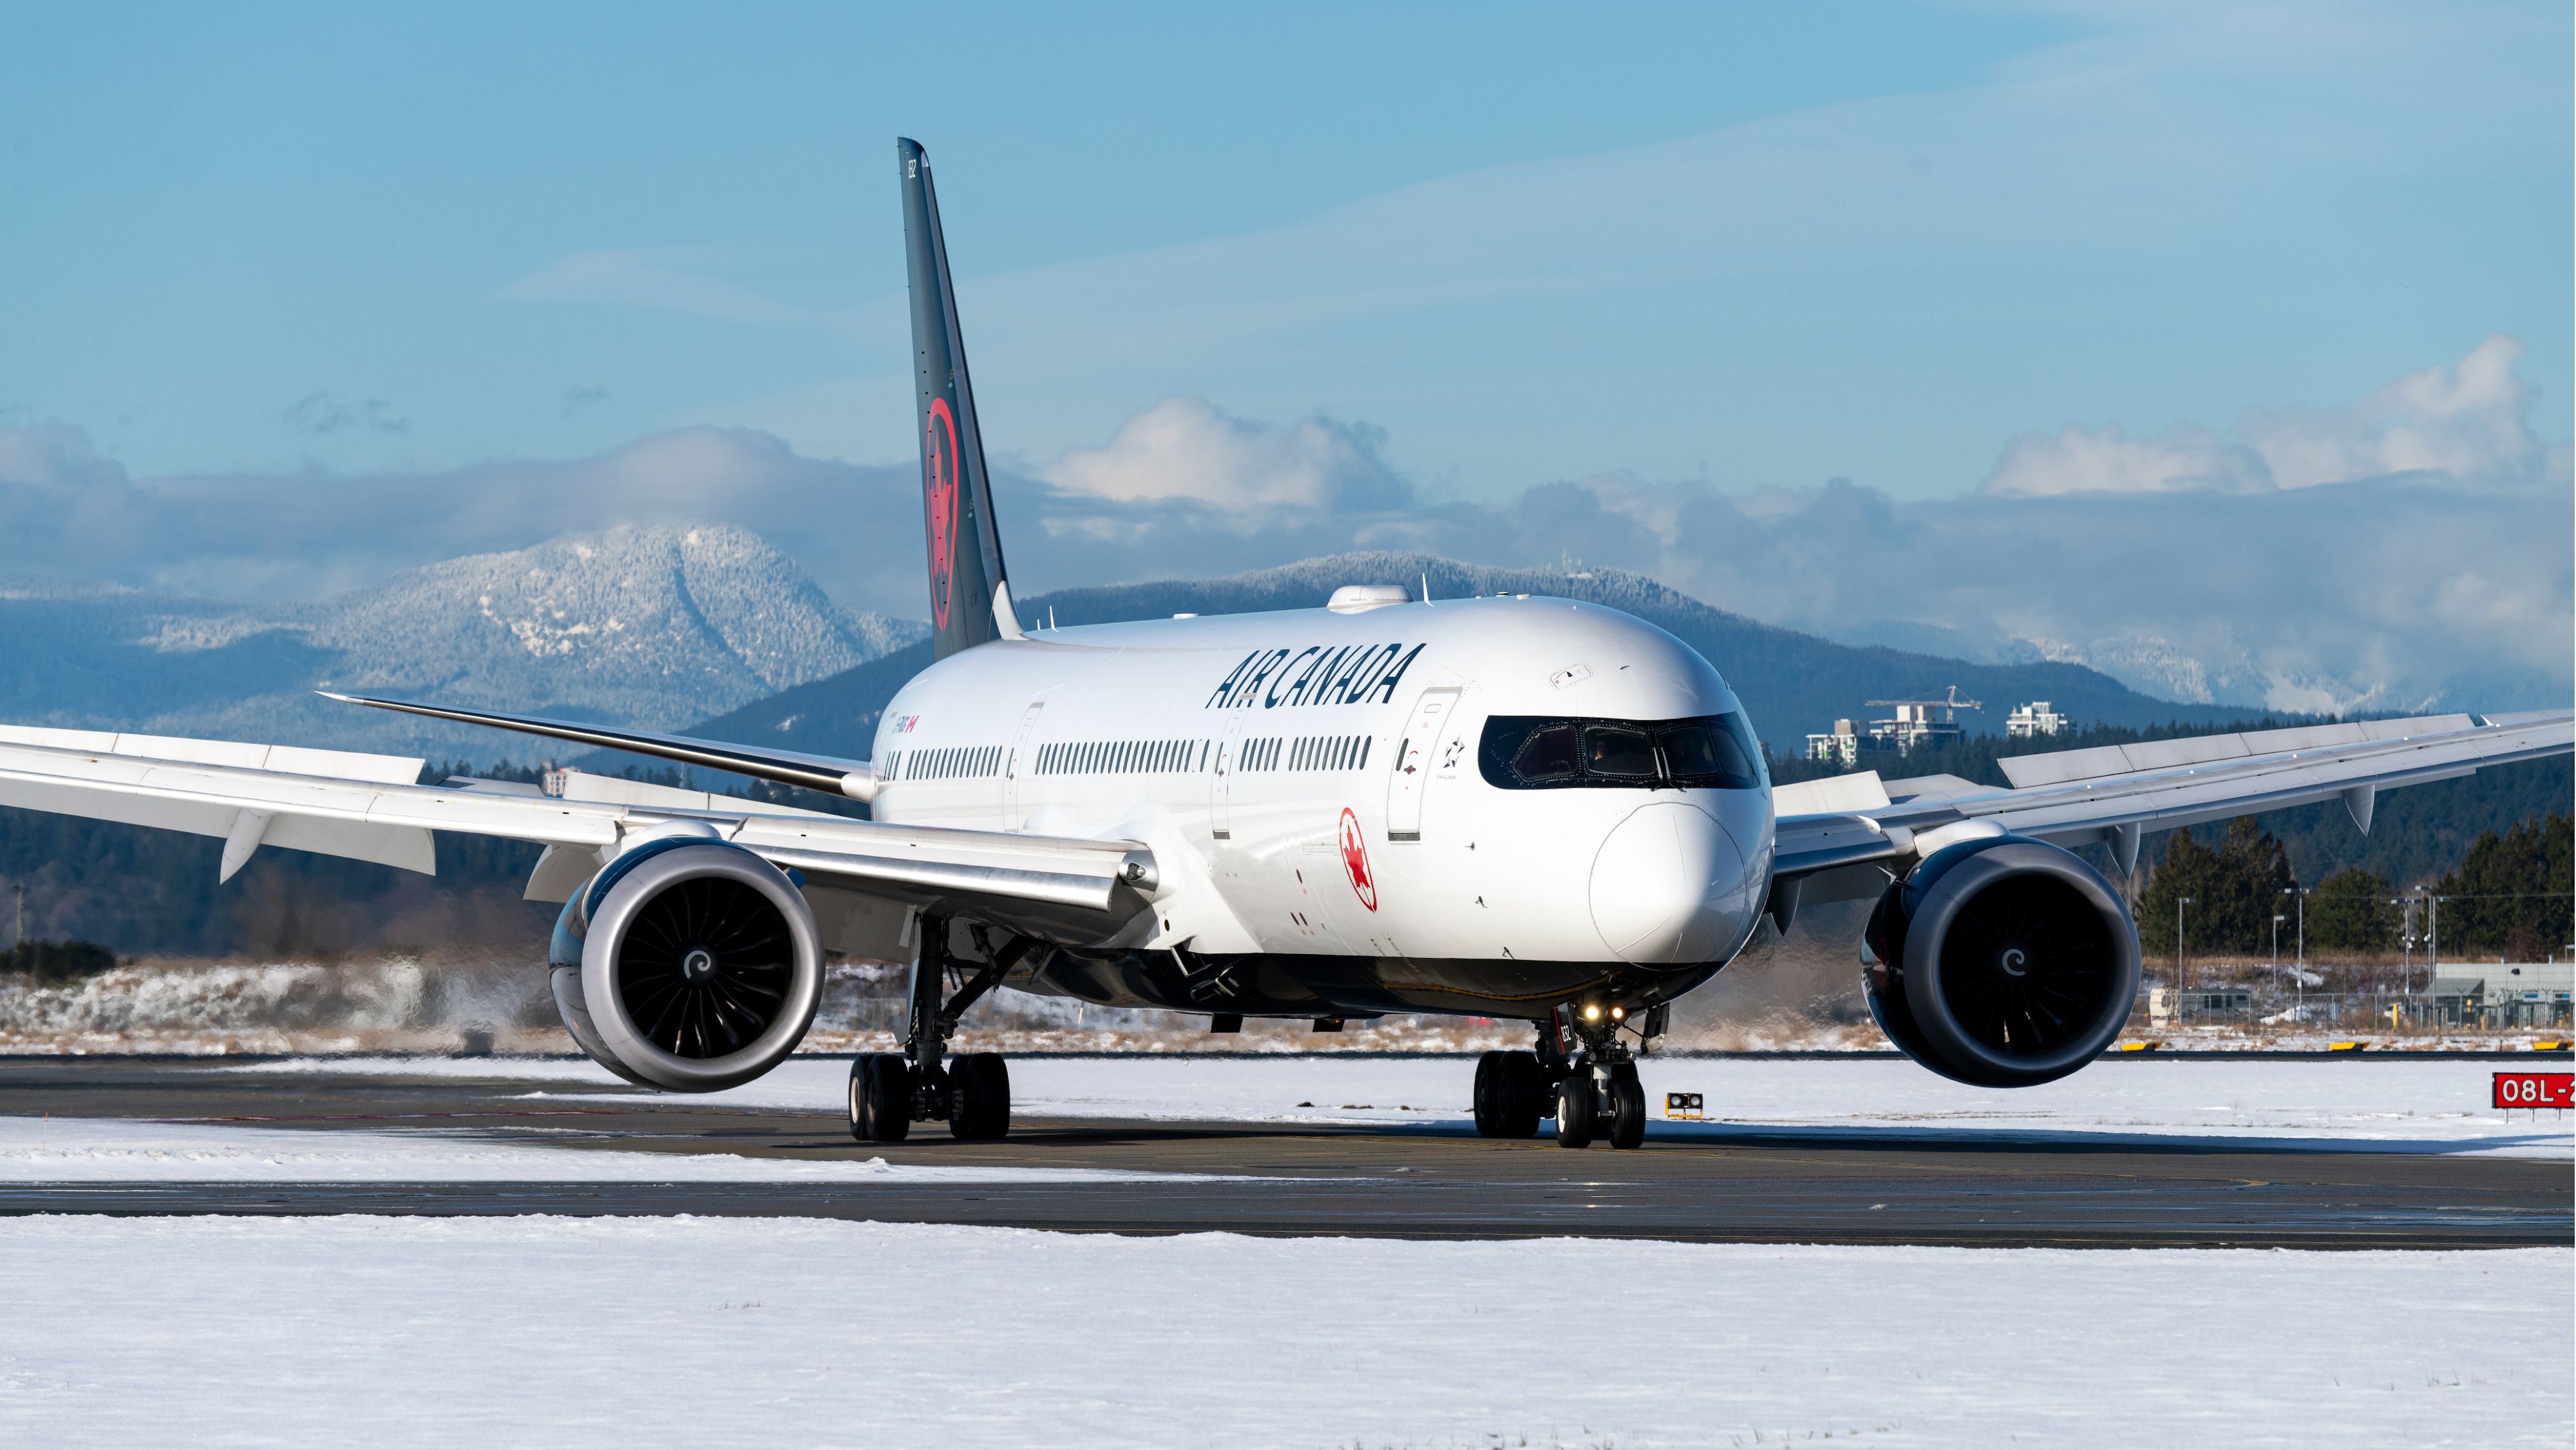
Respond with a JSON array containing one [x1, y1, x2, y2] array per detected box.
[[898, 137, 1021, 658]]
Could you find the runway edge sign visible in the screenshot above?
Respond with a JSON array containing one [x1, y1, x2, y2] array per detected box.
[[2490, 1071, 2573, 1110]]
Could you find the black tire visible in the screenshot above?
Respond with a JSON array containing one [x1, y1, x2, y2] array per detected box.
[[1472, 1051, 1507, 1136], [1499, 1051, 1548, 1138], [1555, 1071, 1596, 1149], [860, 1056, 881, 1149], [855, 1054, 911, 1143], [948, 1053, 1011, 1141], [1607, 1064, 1647, 1150]]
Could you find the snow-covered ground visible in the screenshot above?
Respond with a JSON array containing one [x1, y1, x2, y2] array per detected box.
[[226, 1053, 2576, 1159], [0, 1216, 2564, 1449], [0, 1114, 1226, 1184]]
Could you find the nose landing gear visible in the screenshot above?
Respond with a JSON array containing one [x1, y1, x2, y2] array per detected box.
[[1472, 1003, 1665, 1149], [849, 914, 1018, 1143]]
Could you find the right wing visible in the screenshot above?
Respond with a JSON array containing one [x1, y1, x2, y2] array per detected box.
[[0, 724, 1151, 946], [1768, 709, 2574, 913]]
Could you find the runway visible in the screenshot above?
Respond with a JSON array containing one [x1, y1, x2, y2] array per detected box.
[[1, 1055, 2565, 1247]]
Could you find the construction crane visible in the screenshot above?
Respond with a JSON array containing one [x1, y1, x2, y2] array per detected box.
[[1864, 685, 1984, 722], [1808, 687, 1988, 766]]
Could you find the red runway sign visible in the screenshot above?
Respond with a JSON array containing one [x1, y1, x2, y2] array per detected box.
[[2491, 1072, 2573, 1109]]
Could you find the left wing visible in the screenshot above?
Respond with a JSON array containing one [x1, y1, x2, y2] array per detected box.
[[316, 692, 880, 801], [0, 724, 1153, 944], [1770, 708, 2574, 912]]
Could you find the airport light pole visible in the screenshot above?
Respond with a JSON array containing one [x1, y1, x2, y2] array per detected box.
[[2177, 897, 2193, 997], [2427, 893, 2441, 997]]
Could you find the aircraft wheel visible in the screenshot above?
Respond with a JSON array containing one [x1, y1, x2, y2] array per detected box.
[[851, 1053, 911, 1143], [1606, 1064, 1647, 1150], [1554, 1071, 1596, 1149], [948, 1053, 1011, 1141], [1499, 1051, 1548, 1138], [1472, 1051, 1508, 1136]]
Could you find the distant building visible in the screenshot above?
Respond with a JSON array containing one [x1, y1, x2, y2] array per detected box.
[[2006, 701, 2070, 739], [2424, 963, 2574, 1028], [1807, 688, 1982, 765], [1806, 719, 1864, 767], [1867, 701, 1965, 755]]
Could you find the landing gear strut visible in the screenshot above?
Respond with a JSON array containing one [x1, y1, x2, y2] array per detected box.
[[1472, 1003, 1665, 1150], [849, 914, 1016, 1143]]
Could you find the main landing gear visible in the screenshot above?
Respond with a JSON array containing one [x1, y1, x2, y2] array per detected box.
[[849, 915, 1014, 1143], [1472, 1002, 1667, 1150]]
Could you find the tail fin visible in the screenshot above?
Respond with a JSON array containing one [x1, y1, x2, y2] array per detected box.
[[898, 137, 1022, 660]]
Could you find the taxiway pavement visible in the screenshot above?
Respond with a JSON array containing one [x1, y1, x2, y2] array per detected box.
[[1, 1055, 2565, 1248]]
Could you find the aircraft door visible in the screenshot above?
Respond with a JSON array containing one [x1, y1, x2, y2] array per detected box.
[[1002, 701, 1044, 828], [1210, 714, 1247, 840], [1384, 687, 1460, 842]]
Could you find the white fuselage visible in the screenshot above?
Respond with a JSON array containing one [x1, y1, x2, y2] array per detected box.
[[866, 595, 1775, 1004]]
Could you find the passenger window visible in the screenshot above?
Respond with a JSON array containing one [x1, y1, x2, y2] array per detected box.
[[1513, 725, 1578, 780], [1584, 727, 1656, 778]]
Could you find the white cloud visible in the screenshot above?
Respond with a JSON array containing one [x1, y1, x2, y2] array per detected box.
[[2242, 334, 2548, 489], [1038, 397, 1404, 515], [1982, 423, 2270, 497], [1980, 336, 2553, 497]]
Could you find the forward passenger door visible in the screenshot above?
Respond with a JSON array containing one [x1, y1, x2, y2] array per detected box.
[[1385, 687, 1460, 842]]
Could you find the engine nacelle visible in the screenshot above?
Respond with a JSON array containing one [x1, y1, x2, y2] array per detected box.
[[1861, 835, 2139, 1088], [547, 838, 824, 1092]]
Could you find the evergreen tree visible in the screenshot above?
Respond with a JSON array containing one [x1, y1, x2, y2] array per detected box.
[[2139, 817, 2296, 957], [2306, 866, 2396, 952], [2433, 812, 2573, 959]]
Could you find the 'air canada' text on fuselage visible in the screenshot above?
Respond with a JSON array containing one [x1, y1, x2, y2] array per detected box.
[[1206, 642, 1428, 711]]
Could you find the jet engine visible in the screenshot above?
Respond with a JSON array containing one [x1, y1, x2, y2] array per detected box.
[[1861, 835, 2139, 1088], [547, 837, 824, 1092]]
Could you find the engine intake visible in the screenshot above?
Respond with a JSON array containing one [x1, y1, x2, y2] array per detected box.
[[548, 839, 824, 1092], [1861, 836, 2139, 1088]]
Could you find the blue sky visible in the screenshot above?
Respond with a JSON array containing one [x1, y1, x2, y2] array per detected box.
[[5, 1, 2564, 496], [0, 1, 2568, 716]]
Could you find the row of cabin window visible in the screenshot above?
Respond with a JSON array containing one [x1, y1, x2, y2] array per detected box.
[[893, 745, 1003, 781], [1036, 739, 1209, 776], [1235, 735, 1372, 772]]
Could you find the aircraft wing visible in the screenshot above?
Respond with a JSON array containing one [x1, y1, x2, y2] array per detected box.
[[316, 692, 879, 801], [1768, 709, 2575, 908], [0, 724, 1151, 944]]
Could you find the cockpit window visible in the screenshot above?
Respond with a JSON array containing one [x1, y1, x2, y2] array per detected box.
[[1584, 726, 1657, 778], [1480, 712, 1768, 791], [1513, 725, 1579, 780]]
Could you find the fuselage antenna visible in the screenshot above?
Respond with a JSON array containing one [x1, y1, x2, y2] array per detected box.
[[1048, 606, 1057, 631], [1422, 571, 1432, 606]]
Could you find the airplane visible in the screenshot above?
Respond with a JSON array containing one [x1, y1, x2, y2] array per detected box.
[[1, 138, 2566, 1149]]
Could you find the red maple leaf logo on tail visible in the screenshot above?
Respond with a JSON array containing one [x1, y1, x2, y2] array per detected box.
[[924, 398, 960, 631]]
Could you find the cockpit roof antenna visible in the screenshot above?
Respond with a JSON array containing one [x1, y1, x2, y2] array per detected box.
[[1421, 571, 1432, 606]]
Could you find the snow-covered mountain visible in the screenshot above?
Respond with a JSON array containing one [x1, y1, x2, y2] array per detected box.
[[0, 524, 923, 760]]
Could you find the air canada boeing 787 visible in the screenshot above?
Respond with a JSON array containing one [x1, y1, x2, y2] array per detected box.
[[1, 140, 2566, 1147]]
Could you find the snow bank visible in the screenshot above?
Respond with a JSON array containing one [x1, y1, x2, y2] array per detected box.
[[0, 1216, 2562, 1448]]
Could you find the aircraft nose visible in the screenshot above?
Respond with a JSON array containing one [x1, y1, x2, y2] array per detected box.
[[1587, 801, 1757, 965]]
